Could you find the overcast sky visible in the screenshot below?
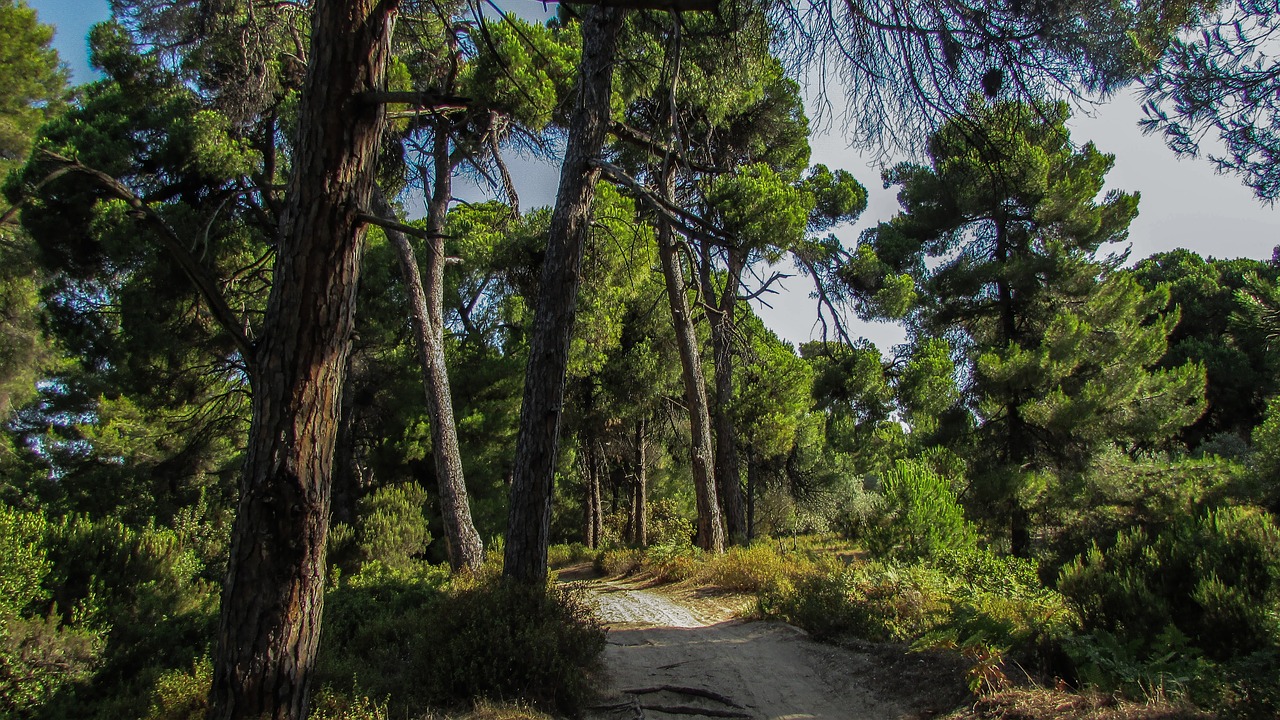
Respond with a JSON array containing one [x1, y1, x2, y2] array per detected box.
[[27, 0, 1280, 352]]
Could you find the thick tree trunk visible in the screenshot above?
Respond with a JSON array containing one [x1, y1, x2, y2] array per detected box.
[[656, 164, 724, 554], [633, 417, 648, 547], [504, 5, 625, 584], [373, 177, 483, 572], [209, 2, 397, 719], [703, 246, 747, 545]]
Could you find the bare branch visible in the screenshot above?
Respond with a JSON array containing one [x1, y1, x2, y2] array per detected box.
[[609, 121, 724, 173], [39, 151, 255, 360], [361, 90, 473, 109]]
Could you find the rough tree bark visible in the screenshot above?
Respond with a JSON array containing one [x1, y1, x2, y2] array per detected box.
[[503, 5, 626, 583], [373, 173, 484, 572], [701, 244, 748, 545], [209, 1, 398, 718], [656, 162, 725, 553]]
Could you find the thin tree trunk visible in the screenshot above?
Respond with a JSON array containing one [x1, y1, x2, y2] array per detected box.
[[331, 352, 363, 529], [634, 417, 648, 547], [582, 441, 599, 548], [209, 2, 397, 718], [746, 452, 758, 544], [373, 167, 484, 571], [656, 162, 724, 554], [504, 5, 626, 584], [591, 442, 605, 547], [704, 246, 747, 545]]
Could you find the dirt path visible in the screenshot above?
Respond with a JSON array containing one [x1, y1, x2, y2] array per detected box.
[[577, 573, 947, 720]]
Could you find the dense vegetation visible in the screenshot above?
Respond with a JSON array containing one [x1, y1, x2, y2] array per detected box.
[[1, 0, 1277, 718]]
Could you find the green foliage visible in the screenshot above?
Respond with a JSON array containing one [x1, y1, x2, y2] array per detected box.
[[0, 0, 68, 180], [864, 460, 976, 559], [354, 482, 432, 570], [760, 547, 1076, 669], [1058, 505, 1280, 661], [142, 659, 210, 720], [318, 567, 605, 716], [0, 613, 103, 720], [461, 17, 579, 131], [706, 163, 812, 252], [1131, 250, 1280, 447], [1250, 396, 1280, 510], [0, 505, 49, 615], [1042, 450, 1244, 574]]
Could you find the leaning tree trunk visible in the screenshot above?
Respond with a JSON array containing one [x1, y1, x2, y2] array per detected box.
[[656, 163, 725, 554], [373, 177, 483, 572], [504, 5, 626, 584], [209, 2, 397, 719], [703, 246, 748, 545]]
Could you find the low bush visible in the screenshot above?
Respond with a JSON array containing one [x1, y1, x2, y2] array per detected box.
[[546, 542, 593, 569], [414, 581, 605, 714], [1057, 504, 1280, 715], [317, 564, 605, 716], [594, 547, 643, 576], [760, 547, 1076, 680], [862, 460, 976, 560], [1058, 505, 1280, 661]]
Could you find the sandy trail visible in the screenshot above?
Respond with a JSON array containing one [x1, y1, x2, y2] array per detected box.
[[580, 575, 919, 720]]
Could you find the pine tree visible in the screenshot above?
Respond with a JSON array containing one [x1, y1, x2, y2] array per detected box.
[[862, 101, 1205, 554]]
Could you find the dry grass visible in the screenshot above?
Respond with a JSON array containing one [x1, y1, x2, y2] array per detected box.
[[944, 688, 1216, 720], [445, 700, 555, 720]]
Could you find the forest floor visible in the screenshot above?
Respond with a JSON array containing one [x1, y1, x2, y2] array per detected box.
[[562, 564, 971, 720]]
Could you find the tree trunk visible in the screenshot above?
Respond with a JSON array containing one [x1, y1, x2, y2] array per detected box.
[[633, 417, 647, 547], [373, 172, 483, 572], [656, 163, 724, 554], [704, 246, 747, 545], [504, 5, 626, 584], [582, 440, 601, 548], [209, 2, 397, 718], [331, 352, 364, 529], [746, 452, 758, 543]]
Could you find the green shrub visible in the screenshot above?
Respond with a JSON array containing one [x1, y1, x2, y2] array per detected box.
[[761, 547, 1076, 671], [356, 482, 431, 570], [143, 659, 209, 720], [1058, 505, 1280, 661], [547, 542, 593, 569], [308, 688, 389, 720], [414, 581, 605, 714], [0, 506, 51, 615], [757, 565, 862, 640], [646, 498, 694, 547], [0, 613, 103, 719], [864, 460, 976, 559], [32, 514, 217, 720], [594, 547, 643, 576], [0, 506, 105, 718], [317, 567, 605, 716], [701, 544, 811, 592]]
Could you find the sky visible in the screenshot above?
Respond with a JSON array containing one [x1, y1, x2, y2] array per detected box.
[[25, 0, 1280, 352]]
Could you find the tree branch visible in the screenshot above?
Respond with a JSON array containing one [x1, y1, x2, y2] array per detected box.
[[39, 151, 255, 360], [609, 121, 723, 173], [794, 252, 855, 347], [554, 0, 717, 12], [360, 90, 473, 109], [591, 158, 730, 245]]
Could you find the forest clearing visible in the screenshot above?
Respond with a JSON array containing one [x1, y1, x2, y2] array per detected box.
[[3, 0, 1280, 719]]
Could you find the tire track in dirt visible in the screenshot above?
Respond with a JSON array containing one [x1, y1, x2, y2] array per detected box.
[[579, 575, 917, 720]]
